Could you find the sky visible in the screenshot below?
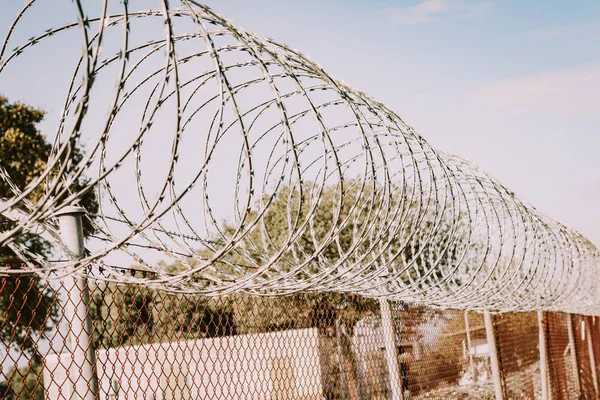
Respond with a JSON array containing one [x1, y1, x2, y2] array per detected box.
[[207, 0, 600, 246], [0, 0, 599, 248]]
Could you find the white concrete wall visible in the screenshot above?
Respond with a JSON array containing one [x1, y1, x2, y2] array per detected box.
[[44, 328, 324, 400]]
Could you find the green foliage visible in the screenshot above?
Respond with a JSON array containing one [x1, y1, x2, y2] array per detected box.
[[91, 282, 155, 348], [0, 95, 97, 356], [0, 96, 47, 195], [90, 282, 237, 349], [229, 292, 378, 336], [204, 182, 465, 293], [0, 357, 44, 400], [223, 183, 376, 269], [0, 96, 56, 358], [0, 276, 57, 355]]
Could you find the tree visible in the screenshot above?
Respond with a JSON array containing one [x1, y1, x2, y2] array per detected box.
[[89, 281, 237, 349], [193, 181, 466, 296], [91, 282, 155, 348], [207, 183, 467, 397], [0, 362, 44, 400], [0, 95, 98, 356]]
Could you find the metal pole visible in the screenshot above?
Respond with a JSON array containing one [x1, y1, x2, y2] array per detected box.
[[56, 206, 99, 400], [538, 311, 550, 400], [335, 318, 347, 399], [379, 299, 405, 400], [585, 318, 599, 394], [464, 310, 476, 380], [484, 311, 504, 400], [566, 314, 581, 396]]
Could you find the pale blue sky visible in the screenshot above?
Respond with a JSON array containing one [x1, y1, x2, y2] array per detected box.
[[1, 0, 599, 246], [199, 0, 600, 246]]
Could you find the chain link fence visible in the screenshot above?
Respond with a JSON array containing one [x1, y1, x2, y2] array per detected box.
[[1, 274, 599, 399]]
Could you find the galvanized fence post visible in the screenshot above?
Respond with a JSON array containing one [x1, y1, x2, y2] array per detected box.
[[379, 299, 405, 400], [484, 311, 504, 400], [56, 206, 99, 400], [584, 317, 599, 394], [464, 310, 476, 379], [566, 314, 581, 396], [538, 311, 550, 400], [335, 318, 347, 399]]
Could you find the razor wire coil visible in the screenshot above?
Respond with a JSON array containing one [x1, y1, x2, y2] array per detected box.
[[0, 0, 598, 315]]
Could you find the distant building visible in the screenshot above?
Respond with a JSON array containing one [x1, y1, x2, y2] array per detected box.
[[44, 328, 324, 400], [469, 339, 490, 358]]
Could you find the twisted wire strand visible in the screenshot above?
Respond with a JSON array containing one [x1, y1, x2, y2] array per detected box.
[[0, 0, 598, 314]]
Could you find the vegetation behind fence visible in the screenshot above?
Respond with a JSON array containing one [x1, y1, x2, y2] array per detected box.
[[1, 276, 598, 399]]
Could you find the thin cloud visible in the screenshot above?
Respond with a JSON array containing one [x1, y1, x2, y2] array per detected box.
[[529, 23, 600, 40], [387, 0, 449, 25], [469, 66, 600, 116], [386, 0, 489, 26], [457, 1, 491, 20], [531, 28, 566, 39]]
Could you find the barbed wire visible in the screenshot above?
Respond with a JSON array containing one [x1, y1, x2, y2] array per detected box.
[[0, 0, 598, 314]]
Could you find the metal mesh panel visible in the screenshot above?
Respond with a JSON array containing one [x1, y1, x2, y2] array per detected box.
[[4, 277, 600, 399], [573, 315, 597, 399], [495, 312, 540, 399], [546, 312, 579, 400], [392, 307, 495, 399], [87, 287, 381, 400]]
